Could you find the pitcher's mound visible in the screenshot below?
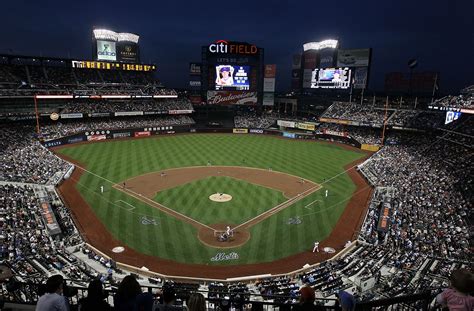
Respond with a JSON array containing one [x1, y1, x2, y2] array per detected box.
[[209, 193, 232, 202]]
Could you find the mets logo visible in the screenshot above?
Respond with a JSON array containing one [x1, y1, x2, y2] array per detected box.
[[125, 46, 132, 52], [141, 216, 159, 226]]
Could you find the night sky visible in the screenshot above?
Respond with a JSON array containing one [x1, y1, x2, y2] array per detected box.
[[1, 0, 472, 93]]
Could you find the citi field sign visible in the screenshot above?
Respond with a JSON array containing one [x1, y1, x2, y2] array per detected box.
[[209, 40, 258, 54]]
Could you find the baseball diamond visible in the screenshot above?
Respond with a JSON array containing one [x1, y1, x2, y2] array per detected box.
[[54, 134, 372, 278]]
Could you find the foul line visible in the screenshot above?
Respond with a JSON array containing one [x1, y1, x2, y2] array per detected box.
[[233, 184, 321, 231], [114, 184, 215, 231]]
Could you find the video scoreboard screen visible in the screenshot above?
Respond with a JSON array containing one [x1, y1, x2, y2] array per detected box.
[[214, 65, 250, 91], [72, 60, 155, 72], [311, 67, 351, 89]]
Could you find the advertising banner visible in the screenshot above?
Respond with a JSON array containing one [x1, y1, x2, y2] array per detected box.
[[264, 64, 276, 78], [296, 122, 316, 131], [277, 120, 296, 128], [319, 49, 335, 68], [361, 144, 380, 152], [353, 67, 368, 89], [207, 91, 257, 105], [249, 129, 264, 134], [337, 49, 371, 67], [233, 128, 248, 134], [292, 54, 302, 69], [263, 78, 275, 92], [117, 42, 139, 63], [67, 137, 85, 144], [189, 95, 202, 105], [115, 111, 144, 116], [113, 132, 131, 139], [189, 63, 202, 75], [302, 69, 312, 88], [169, 109, 193, 114], [291, 69, 301, 89], [283, 132, 296, 139], [134, 131, 151, 137], [319, 117, 352, 125], [262, 93, 274, 106], [43, 140, 63, 148], [90, 113, 111, 118], [60, 113, 83, 119], [97, 40, 117, 61], [322, 129, 348, 137], [303, 50, 318, 69], [87, 135, 106, 141], [189, 80, 201, 89]]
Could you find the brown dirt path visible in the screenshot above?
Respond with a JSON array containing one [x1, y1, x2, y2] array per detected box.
[[53, 140, 373, 280]]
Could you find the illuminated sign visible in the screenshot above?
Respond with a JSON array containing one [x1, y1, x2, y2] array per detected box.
[[209, 40, 258, 54], [71, 60, 155, 72], [303, 39, 338, 51]]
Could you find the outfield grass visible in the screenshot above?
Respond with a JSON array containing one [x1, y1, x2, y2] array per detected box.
[[57, 134, 366, 265], [153, 176, 287, 225]]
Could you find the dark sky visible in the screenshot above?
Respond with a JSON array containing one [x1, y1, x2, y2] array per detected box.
[[1, 0, 473, 93]]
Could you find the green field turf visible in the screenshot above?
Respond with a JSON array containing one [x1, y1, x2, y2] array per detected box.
[[57, 134, 367, 265], [153, 176, 287, 225]]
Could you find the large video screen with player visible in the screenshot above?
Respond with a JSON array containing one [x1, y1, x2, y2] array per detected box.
[[311, 67, 351, 89], [214, 65, 250, 91]]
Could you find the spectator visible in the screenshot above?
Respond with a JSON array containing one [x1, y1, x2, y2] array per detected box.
[[291, 286, 323, 311], [336, 290, 356, 311], [436, 269, 474, 310], [35, 275, 68, 311], [78, 279, 111, 311], [155, 286, 182, 311], [185, 293, 206, 311], [114, 275, 153, 311]]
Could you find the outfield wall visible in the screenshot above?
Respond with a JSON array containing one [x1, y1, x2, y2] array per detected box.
[[42, 126, 362, 149]]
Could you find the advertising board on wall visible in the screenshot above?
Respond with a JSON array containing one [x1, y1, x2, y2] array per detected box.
[[277, 120, 296, 128], [233, 128, 248, 134], [207, 91, 257, 105], [337, 49, 371, 67], [87, 135, 107, 141], [353, 67, 368, 89], [262, 93, 274, 106], [97, 40, 117, 61], [134, 131, 151, 137]]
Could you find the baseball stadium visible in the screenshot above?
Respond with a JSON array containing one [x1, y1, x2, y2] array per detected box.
[[0, 10, 473, 311]]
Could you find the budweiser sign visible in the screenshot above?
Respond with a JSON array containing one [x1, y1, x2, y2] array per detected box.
[[207, 91, 257, 105]]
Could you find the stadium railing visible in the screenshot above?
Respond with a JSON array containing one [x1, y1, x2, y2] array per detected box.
[[0, 279, 440, 311]]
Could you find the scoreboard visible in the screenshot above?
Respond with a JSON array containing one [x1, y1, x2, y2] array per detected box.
[[71, 60, 155, 72]]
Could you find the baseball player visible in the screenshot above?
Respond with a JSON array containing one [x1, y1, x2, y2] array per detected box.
[[312, 241, 320, 253], [325, 189, 329, 197], [100, 185, 104, 194]]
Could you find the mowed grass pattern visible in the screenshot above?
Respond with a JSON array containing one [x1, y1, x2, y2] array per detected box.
[[154, 176, 287, 225], [57, 134, 366, 265]]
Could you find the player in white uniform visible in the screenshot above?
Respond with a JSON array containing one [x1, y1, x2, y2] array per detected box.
[[325, 189, 329, 197], [313, 241, 320, 252], [100, 185, 104, 193]]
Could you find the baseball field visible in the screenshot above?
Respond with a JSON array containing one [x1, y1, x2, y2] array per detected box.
[[55, 134, 372, 278]]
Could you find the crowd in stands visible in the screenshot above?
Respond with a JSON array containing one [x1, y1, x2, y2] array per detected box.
[[321, 102, 389, 124], [41, 115, 195, 140], [359, 132, 472, 262], [234, 112, 276, 129], [432, 93, 474, 109], [0, 63, 178, 99], [0, 126, 71, 184], [60, 99, 193, 114], [388, 110, 445, 128]]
